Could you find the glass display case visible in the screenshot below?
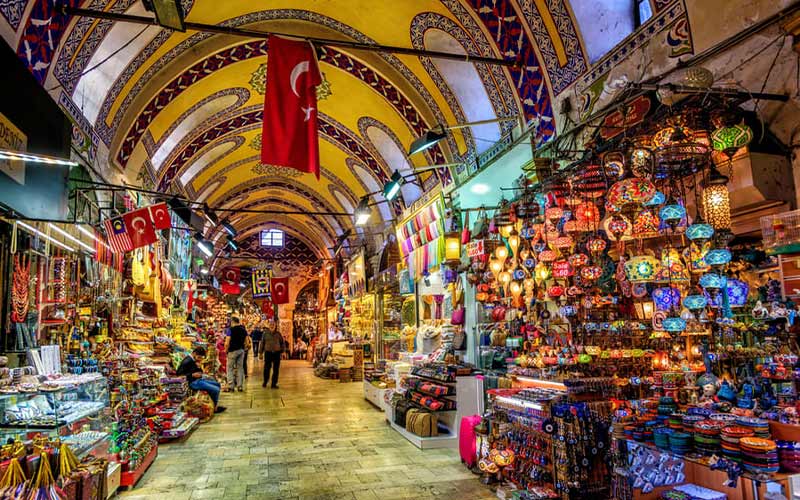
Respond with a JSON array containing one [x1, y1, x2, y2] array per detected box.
[[0, 375, 111, 449], [378, 285, 403, 361]]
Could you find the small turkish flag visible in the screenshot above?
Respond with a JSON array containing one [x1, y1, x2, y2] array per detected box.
[[149, 202, 171, 230], [220, 266, 241, 295], [271, 276, 289, 304], [122, 207, 157, 250], [261, 35, 321, 179]]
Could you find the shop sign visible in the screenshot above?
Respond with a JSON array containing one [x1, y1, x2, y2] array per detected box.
[[599, 95, 651, 140], [0, 112, 26, 185], [466, 239, 485, 258], [552, 260, 573, 278]]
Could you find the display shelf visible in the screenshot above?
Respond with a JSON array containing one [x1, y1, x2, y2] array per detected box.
[[160, 416, 198, 442], [120, 445, 158, 488], [363, 380, 389, 411], [106, 462, 122, 500], [388, 419, 457, 449]]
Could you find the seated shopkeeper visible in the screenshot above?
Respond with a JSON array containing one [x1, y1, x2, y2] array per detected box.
[[177, 346, 226, 413]]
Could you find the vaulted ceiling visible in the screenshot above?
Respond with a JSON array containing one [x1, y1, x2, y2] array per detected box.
[[2, 0, 725, 274]]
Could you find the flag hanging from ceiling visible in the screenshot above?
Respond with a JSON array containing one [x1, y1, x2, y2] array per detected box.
[[220, 266, 241, 295], [261, 35, 322, 179], [148, 202, 171, 230], [122, 206, 158, 250], [252, 268, 272, 298], [103, 216, 133, 253], [271, 276, 290, 304]]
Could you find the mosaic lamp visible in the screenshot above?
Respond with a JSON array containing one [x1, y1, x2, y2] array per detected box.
[[652, 287, 681, 311], [662, 316, 687, 333], [534, 262, 551, 283], [575, 202, 600, 226], [644, 190, 666, 207], [704, 248, 732, 268], [708, 278, 749, 308], [634, 300, 655, 320], [580, 265, 603, 282], [699, 272, 727, 292], [624, 255, 661, 283], [586, 237, 607, 255], [539, 249, 558, 263], [507, 230, 521, 258], [683, 295, 708, 311], [545, 207, 564, 223], [633, 208, 660, 236], [568, 253, 590, 268], [495, 245, 509, 263], [711, 122, 753, 158], [702, 166, 731, 230], [686, 221, 714, 244], [659, 199, 686, 229]]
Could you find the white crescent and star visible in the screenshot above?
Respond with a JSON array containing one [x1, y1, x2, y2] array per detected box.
[[153, 208, 167, 221], [290, 60, 315, 122], [131, 217, 147, 234]]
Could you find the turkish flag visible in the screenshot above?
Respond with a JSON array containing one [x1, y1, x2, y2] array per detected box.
[[220, 266, 241, 295], [122, 207, 157, 250], [149, 202, 171, 230], [271, 276, 290, 304], [261, 35, 321, 179]]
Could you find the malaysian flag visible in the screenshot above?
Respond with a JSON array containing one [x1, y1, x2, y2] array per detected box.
[[103, 216, 133, 253]]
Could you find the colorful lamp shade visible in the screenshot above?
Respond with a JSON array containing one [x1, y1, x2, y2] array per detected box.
[[534, 262, 551, 282], [644, 190, 666, 207], [662, 316, 687, 333], [683, 295, 708, 310], [586, 237, 607, 254], [624, 255, 661, 283], [659, 202, 686, 227], [563, 220, 580, 234], [606, 178, 658, 212], [702, 183, 731, 230], [568, 253, 589, 268], [705, 248, 732, 267], [548, 285, 565, 298], [539, 249, 558, 263], [686, 223, 714, 243], [580, 265, 602, 282], [575, 202, 600, 226], [707, 278, 749, 308], [711, 123, 753, 158], [633, 209, 660, 236], [699, 273, 727, 291], [652, 125, 693, 149], [545, 207, 564, 222], [630, 147, 653, 177], [553, 235, 574, 250], [604, 215, 632, 242], [655, 248, 690, 283], [652, 287, 681, 311], [683, 243, 711, 273]]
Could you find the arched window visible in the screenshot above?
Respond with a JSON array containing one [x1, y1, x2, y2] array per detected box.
[[572, 0, 653, 63], [260, 229, 285, 247]]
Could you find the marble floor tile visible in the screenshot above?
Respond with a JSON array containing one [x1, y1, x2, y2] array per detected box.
[[120, 361, 494, 500]]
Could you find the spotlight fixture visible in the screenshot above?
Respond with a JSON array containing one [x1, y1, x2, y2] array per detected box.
[[226, 235, 239, 252], [408, 116, 519, 156], [222, 221, 237, 237], [168, 197, 193, 226], [383, 170, 404, 201], [201, 203, 219, 226], [354, 197, 371, 226], [0, 149, 78, 167], [193, 232, 213, 257], [142, 0, 185, 31]]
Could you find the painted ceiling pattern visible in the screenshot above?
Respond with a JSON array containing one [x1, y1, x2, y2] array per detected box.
[[3, 0, 689, 273]]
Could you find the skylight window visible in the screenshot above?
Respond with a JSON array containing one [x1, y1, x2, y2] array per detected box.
[[260, 229, 284, 247]]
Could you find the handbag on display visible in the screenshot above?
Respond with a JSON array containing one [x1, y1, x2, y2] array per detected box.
[[461, 211, 471, 244], [406, 409, 438, 437], [472, 206, 488, 238]]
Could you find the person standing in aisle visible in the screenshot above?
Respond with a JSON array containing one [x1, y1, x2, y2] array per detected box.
[[259, 320, 282, 388], [224, 317, 247, 392], [250, 324, 263, 360]]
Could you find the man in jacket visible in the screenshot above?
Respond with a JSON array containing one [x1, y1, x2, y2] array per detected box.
[[259, 320, 283, 389], [176, 346, 226, 413]]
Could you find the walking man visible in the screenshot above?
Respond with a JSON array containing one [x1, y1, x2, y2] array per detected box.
[[225, 316, 248, 392], [251, 324, 264, 358], [259, 320, 283, 389]]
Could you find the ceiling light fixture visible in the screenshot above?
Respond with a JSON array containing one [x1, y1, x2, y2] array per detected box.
[[47, 223, 96, 253], [383, 171, 403, 201], [408, 116, 519, 156], [16, 221, 75, 252], [222, 222, 237, 237], [0, 149, 78, 167], [76, 224, 110, 249], [193, 232, 213, 257], [142, 0, 185, 31], [226, 235, 239, 252], [354, 197, 371, 226], [201, 203, 219, 226], [168, 197, 193, 226]]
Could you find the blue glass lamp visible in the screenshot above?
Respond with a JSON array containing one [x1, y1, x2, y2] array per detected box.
[[699, 273, 727, 291], [683, 295, 708, 310], [705, 248, 732, 267], [686, 222, 714, 243], [663, 316, 687, 333], [652, 287, 681, 311], [659, 201, 686, 228]]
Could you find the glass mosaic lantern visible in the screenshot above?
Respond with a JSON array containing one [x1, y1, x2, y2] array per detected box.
[[586, 237, 607, 254], [545, 207, 564, 223], [605, 215, 631, 242], [659, 201, 686, 228], [644, 191, 666, 207], [568, 253, 589, 268], [705, 248, 732, 267], [554, 235, 574, 251], [699, 273, 727, 292], [707, 278, 749, 308], [686, 222, 714, 244], [711, 123, 753, 158], [580, 265, 602, 282], [625, 255, 661, 283], [683, 295, 708, 310], [633, 209, 660, 236], [606, 178, 658, 213], [539, 249, 558, 263], [652, 287, 681, 311], [702, 167, 731, 230], [662, 316, 687, 333], [655, 248, 690, 283], [575, 202, 600, 226], [563, 220, 580, 234]]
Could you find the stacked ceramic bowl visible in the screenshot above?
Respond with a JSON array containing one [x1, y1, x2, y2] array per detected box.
[[709, 413, 738, 425], [776, 440, 800, 472], [658, 397, 678, 416], [668, 413, 684, 431], [654, 427, 674, 451], [740, 437, 779, 474], [720, 425, 754, 463], [669, 432, 693, 455], [735, 417, 771, 438], [682, 415, 705, 434], [693, 420, 724, 456]]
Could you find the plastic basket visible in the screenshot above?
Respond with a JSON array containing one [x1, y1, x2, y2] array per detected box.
[[761, 210, 800, 255]]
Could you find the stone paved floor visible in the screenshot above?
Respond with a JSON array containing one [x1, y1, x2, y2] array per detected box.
[[120, 360, 495, 500]]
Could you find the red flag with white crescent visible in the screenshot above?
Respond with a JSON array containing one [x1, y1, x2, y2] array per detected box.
[[271, 276, 289, 304], [220, 266, 241, 295], [261, 35, 321, 179], [148, 202, 171, 230], [122, 207, 157, 250]]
